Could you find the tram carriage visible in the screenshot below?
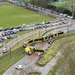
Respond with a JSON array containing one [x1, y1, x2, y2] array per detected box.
[[23, 31, 64, 55]]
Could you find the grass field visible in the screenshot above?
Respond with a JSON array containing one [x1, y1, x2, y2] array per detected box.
[[50, 1, 69, 7], [0, 2, 55, 28]]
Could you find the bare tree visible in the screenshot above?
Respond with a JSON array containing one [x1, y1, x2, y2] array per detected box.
[[63, 0, 75, 16]]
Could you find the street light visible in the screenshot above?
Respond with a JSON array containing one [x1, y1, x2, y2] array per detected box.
[[67, 26, 69, 36], [10, 47, 11, 59], [39, 30, 40, 37]]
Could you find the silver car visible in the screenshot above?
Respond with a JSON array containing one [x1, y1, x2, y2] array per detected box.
[[15, 65, 23, 69]]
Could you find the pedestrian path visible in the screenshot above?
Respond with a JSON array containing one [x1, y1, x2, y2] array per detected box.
[[41, 41, 75, 75]]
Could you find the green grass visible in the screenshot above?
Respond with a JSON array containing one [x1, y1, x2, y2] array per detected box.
[[0, 2, 55, 28], [50, 2, 64, 7], [27, 72, 40, 75], [0, 45, 3, 48], [47, 72, 52, 75], [0, 47, 25, 74], [50, 1, 68, 7], [4, 36, 17, 43], [54, 44, 75, 75]]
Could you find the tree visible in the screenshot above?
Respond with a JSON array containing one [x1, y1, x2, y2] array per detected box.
[[55, 6, 64, 12], [55, 43, 75, 75], [38, 0, 48, 8], [30, 0, 37, 5], [30, 0, 48, 8], [22, 0, 30, 8], [63, 0, 75, 17]]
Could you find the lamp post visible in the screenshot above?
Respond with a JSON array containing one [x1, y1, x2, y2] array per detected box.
[[67, 26, 69, 36], [10, 47, 11, 59], [39, 30, 40, 37]]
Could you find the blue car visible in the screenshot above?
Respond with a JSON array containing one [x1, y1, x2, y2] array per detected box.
[[0, 38, 3, 43]]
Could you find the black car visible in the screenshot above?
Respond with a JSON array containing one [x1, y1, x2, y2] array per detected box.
[[3, 28, 9, 31], [5, 31, 11, 35], [7, 35, 12, 39]]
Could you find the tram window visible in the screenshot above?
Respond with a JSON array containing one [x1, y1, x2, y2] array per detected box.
[[28, 40, 33, 43], [38, 38, 42, 41], [58, 32, 64, 35], [34, 38, 42, 41], [50, 35, 53, 37], [48, 36, 50, 38], [55, 34, 57, 36], [34, 39, 39, 41], [35, 50, 44, 52], [45, 37, 48, 39]]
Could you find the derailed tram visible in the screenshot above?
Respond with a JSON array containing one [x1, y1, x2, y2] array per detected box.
[[23, 31, 64, 55]]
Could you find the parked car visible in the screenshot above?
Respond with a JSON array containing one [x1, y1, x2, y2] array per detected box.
[[7, 35, 13, 39], [5, 31, 11, 35], [10, 29, 17, 34], [62, 21, 68, 24], [2, 31, 5, 36], [16, 26, 21, 29], [3, 28, 9, 31], [59, 13, 63, 16], [9, 27, 14, 30], [0, 32, 2, 37], [15, 65, 23, 69], [0, 43, 3, 47], [2, 48, 7, 53], [19, 28, 24, 31], [3, 36, 7, 40], [0, 38, 3, 43]]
